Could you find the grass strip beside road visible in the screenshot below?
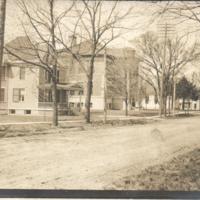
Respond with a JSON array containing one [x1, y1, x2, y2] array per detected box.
[[113, 148, 200, 190]]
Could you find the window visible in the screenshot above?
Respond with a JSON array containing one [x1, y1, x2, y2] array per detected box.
[[1, 67, 5, 80], [39, 89, 45, 102], [9, 109, 15, 114], [45, 70, 51, 83], [154, 95, 158, 104], [56, 70, 60, 82], [70, 90, 75, 95], [19, 67, 25, 80], [79, 90, 84, 95], [56, 90, 60, 103], [48, 90, 52, 102], [0, 88, 5, 102], [69, 102, 75, 107], [145, 96, 149, 104], [40, 89, 52, 102], [13, 88, 25, 102], [24, 110, 31, 114]]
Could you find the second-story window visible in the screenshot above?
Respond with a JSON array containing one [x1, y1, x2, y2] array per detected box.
[[13, 88, 25, 103], [56, 70, 60, 82], [79, 90, 84, 95], [70, 90, 75, 95], [19, 67, 25, 80], [1, 67, 5, 81], [45, 70, 51, 83], [0, 88, 5, 102]]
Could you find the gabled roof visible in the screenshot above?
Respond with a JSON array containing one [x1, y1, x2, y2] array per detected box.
[[5, 36, 38, 61], [58, 40, 103, 56], [5, 36, 137, 65], [58, 40, 136, 60]]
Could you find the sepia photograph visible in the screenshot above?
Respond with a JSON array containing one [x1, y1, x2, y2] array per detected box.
[[1, 0, 200, 196]]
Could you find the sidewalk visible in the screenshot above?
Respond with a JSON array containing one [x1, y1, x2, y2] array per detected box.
[[0, 110, 198, 126], [0, 115, 161, 126]]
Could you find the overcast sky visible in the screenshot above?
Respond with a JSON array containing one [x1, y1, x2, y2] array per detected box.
[[4, 0, 200, 75], [4, 0, 164, 47], [4, 0, 200, 48]]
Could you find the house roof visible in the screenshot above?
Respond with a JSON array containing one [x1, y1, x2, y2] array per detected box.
[[107, 47, 135, 58], [58, 39, 136, 59], [5, 36, 39, 61], [5, 36, 137, 64], [39, 82, 83, 90]]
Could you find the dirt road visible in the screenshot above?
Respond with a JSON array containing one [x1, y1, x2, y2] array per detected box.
[[0, 116, 200, 189]]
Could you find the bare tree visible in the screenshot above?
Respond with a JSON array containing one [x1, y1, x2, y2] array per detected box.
[[136, 31, 200, 116], [0, 0, 6, 101], [5, 0, 74, 126], [55, 0, 133, 123], [161, 2, 200, 24], [106, 48, 138, 116], [192, 72, 200, 87], [158, 2, 200, 39]]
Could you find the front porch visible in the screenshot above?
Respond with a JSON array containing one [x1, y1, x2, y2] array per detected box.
[[38, 82, 84, 115]]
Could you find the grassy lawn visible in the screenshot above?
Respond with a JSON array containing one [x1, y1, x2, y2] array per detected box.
[[0, 110, 159, 124], [0, 114, 83, 123], [0, 114, 50, 123], [113, 148, 200, 190]]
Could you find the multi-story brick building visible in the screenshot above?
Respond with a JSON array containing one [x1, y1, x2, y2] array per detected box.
[[0, 36, 139, 115]]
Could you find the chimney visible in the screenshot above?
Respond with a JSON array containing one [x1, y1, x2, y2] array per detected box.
[[69, 35, 77, 47]]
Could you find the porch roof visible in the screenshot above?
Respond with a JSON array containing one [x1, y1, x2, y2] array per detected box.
[[39, 82, 83, 91]]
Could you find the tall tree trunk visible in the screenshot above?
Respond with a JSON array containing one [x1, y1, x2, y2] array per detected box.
[[103, 49, 107, 123], [127, 70, 130, 114], [159, 89, 163, 117], [182, 98, 185, 111], [163, 94, 167, 117], [187, 99, 190, 115], [49, 0, 58, 126], [168, 95, 171, 115], [125, 98, 128, 116], [0, 0, 6, 100], [85, 57, 95, 123], [125, 70, 130, 116], [172, 79, 176, 116], [163, 96, 166, 117], [52, 78, 58, 126]]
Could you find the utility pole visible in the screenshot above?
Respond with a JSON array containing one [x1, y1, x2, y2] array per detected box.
[[137, 64, 141, 111], [126, 69, 130, 116], [159, 23, 167, 117], [158, 17, 175, 117], [172, 78, 176, 116]]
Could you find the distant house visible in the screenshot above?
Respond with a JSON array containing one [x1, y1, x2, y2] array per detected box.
[[178, 99, 200, 111], [137, 82, 200, 111], [135, 83, 159, 110], [0, 36, 139, 115]]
